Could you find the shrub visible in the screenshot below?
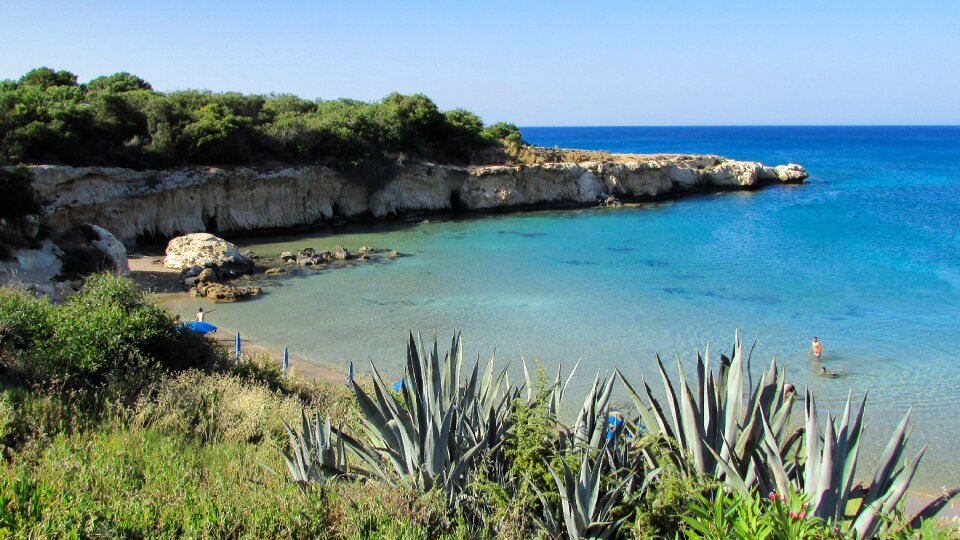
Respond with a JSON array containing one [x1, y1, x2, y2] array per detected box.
[[0, 274, 224, 385], [133, 369, 306, 445], [0, 288, 50, 352], [1, 66, 518, 168]]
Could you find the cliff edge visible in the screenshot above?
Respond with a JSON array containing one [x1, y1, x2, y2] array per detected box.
[[24, 154, 807, 244]]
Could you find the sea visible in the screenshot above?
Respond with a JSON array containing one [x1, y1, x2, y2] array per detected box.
[[167, 126, 960, 492]]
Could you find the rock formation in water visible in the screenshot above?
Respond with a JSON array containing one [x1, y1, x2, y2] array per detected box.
[[22, 155, 808, 244]]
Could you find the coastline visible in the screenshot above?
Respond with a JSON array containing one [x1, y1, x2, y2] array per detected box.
[[127, 248, 960, 521], [128, 253, 345, 384]]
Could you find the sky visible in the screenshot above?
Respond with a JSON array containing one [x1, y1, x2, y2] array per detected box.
[[1, 1, 958, 126]]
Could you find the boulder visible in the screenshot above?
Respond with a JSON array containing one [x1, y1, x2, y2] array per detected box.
[[600, 195, 623, 207], [55, 224, 131, 276], [163, 233, 253, 277], [358, 245, 374, 254], [195, 282, 261, 302], [334, 245, 350, 260], [388, 250, 400, 258], [197, 267, 218, 283], [280, 251, 296, 262]]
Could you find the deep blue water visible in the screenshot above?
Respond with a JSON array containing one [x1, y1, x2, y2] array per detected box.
[[171, 126, 960, 491]]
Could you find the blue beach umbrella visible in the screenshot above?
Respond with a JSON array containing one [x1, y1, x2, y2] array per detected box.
[[181, 321, 217, 334], [282, 346, 289, 375], [235, 332, 241, 361]]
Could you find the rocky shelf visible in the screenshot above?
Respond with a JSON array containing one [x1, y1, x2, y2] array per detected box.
[[20, 153, 807, 245]]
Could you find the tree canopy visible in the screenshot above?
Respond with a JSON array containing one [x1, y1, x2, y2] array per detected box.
[[0, 67, 524, 169]]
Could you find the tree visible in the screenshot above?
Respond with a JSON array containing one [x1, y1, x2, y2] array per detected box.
[[86, 72, 152, 94], [18, 67, 78, 89]]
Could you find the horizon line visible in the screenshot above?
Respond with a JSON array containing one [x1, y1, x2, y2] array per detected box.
[[519, 124, 960, 129]]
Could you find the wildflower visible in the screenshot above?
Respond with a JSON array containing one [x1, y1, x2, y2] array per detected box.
[[789, 511, 798, 519], [768, 492, 777, 501]]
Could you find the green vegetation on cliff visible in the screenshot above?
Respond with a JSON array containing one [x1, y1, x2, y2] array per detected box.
[[0, 67, 524, 169]]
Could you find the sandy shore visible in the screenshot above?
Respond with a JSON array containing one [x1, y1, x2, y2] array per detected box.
[[128, 252, 345, 384]]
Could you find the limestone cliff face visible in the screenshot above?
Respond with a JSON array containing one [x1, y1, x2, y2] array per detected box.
[[25, 155, 806, 244]]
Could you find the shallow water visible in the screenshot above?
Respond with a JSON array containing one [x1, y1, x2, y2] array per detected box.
[[168, 126, 960, 491]]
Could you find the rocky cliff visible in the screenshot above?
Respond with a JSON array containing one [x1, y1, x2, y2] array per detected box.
[[25, 155, 807, 244]]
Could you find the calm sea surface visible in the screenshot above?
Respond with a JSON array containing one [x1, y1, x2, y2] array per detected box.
[[168, 126, 960, 491]]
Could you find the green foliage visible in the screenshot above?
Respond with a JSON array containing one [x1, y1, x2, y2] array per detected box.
[[483, 121, 524, 145], [681, 488, 841, 540], [133, 369, 307, 445], [347, 332, 511, 499], [0, 428, 329, 538], [0, 166, 40, 220], [0, 287, 50, 350], [0, 274, 223, 383], [17, 67, 77, 89], [85, 72, 152, 94], [0, 66, 522, 168]]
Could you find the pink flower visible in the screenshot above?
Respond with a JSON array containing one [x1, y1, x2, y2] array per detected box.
[[799, 511, 807, 519], [789, 511, 798, 519], [768, 492, 776, 500]]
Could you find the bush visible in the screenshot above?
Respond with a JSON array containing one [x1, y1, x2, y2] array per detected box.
[[1, 66, 523, 168], [0, 274, 224, 384], [133, 369, 306, 445]]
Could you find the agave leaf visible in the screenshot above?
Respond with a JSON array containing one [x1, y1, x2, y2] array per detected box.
[[655, 354, 685, 447], [705, 444, 751, 497], [908, 486, 960, 529], [615, 369, 660, 437], [853, 447, 925, 539], [863, 409, 912, 506], [677, 358, 709, 472], [758, 410, 792, 496], [814, 417, 838, 519], [803, 389, 821, 497]]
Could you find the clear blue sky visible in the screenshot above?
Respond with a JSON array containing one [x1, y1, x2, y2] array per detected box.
[[2, 1, 958, 125]]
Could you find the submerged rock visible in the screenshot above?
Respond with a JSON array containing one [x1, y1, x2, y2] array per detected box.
[[195, 281, 261, 302], [334, 245, 350, 260], [264, 267, 286, 275]]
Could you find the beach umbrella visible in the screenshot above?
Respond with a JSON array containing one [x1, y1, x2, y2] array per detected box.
[[282, 346, 289, 375], [182, 321, 217, 334], [347, 361, 354, 386], [235, 332, 241, 361]]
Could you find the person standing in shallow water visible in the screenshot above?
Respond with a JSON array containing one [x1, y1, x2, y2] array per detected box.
[[810, 336, 823, 360]]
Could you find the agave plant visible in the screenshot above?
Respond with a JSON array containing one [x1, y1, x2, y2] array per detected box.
[[533, 446, 659, 540], [349, 332, 512, 497], [617, 330, 798, 488], [743, 390, 957, 539], [280, 409, 349, 488]]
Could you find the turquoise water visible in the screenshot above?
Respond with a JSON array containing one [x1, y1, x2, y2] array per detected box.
[[168, 127, 960, 491]]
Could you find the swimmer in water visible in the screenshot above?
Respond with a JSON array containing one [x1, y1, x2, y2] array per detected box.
[[819, 366, 839, 378], [810, 336, 823, 360]]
